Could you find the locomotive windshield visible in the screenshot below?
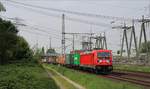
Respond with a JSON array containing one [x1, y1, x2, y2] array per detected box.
[[97, 52, 110, 57]]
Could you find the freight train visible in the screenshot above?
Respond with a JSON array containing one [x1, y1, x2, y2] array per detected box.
[[51, 49, 113, 73]]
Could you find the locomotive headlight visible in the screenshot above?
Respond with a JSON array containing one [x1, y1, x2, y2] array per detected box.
[[97, 59, 102, 63], [106, 60, 110, 63], [99, 60, 102, 63]]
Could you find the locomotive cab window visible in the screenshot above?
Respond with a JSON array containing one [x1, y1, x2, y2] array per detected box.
[[97, 52, 110, 57]]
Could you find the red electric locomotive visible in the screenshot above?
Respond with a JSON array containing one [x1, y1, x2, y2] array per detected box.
[[80, 49, 113, 73]]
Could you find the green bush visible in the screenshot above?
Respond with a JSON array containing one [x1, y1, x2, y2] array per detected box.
[[0, 63, 59, 89], [140, 41, 150, 53]]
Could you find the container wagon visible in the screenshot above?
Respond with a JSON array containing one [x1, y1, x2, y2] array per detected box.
[[73, 53, 80, 66], [56, 55, 65, 65]]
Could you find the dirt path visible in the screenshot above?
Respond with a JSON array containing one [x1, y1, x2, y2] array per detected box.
[[44, 66, 86, 89], [45, 69, 66, 89]]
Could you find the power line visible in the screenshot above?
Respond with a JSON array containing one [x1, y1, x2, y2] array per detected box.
[[7, 0, 140, 21], [1, 15, 73, 42], [1, 15, 64, 40], [66, 17, 112, 27], [25, 25, 62, 37], [20, 25, 62, 40], [54, 43, 72, 51], [21, 30, 63, 50], [23, 29, 62, 40], [27, 23, 61, 33], [21, 26, 73, 42], [6, 1, 61, 17], [108, 4, 144, 11], [20, 29, 62, 40], [7, 2, 111, 27], [0, 15, 62, 35], [20, 29, 49, 38]]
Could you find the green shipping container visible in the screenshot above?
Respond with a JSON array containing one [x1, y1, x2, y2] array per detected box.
[[73, 53, 80, 65], [70, 54, 74, 65], [65, 54, 71, 64]]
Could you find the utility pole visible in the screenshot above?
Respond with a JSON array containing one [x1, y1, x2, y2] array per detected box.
[[89, 25, 93, 50], [82, 36, 89, 51], [121, 24, 131, 58], [112, 24, 132, 58], [103, 32, 107, 49], [129, 20, 138, 57], [89, 33, 93, 50], [139, 15, 150, 55], [49, 37, 52, 49], [65, 32, 95, 51], [72, 34, 75, 51], [91, 33, 107, 50], [62, 14, 65, 55]]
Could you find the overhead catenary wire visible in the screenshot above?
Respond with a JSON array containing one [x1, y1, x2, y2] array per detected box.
[[1, 15, 74, 42], [20, 28, 72, 51], [20, 26, 73, 42], [6, 2, 111, 27], [0, 15, 63, 35], [29, 26, 73, 41], [54, 43, 73, 54], [21, 30, 48, 38], [25, 25, 62, 37], [7, 0, 140, 22], [66, 17, 112, 28], [0, 15, 72, 41], [55, 43, 72, 49], [26, 23, 61, 33], [4, 0, 150, 56], [22, 28, 62, 40], [5, 1, 112, 52], [21, 30, 62, 51], [20, 29, 62, 40]]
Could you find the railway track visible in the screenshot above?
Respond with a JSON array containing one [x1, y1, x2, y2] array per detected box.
[[66, 67, 150, 87], [74, 68, 150, 87], [104, 71, 150, 87]]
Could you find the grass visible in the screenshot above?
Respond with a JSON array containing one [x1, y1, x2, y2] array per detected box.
[[44, 64, 143, 89], [114, 64, 150, 73], [44, 65, 77, 89], [0, 62, 59, 89]]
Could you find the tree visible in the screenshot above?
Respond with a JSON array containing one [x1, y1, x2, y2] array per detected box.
[[41, 47, 45, 55], [0, 18, 18, 64], [13, 36, 33, 60], [0, 2, 6, 12], [140, 41, 150, 53]]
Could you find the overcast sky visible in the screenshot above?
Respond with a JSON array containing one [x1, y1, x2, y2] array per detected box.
[[1, 0, 150, 54]]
